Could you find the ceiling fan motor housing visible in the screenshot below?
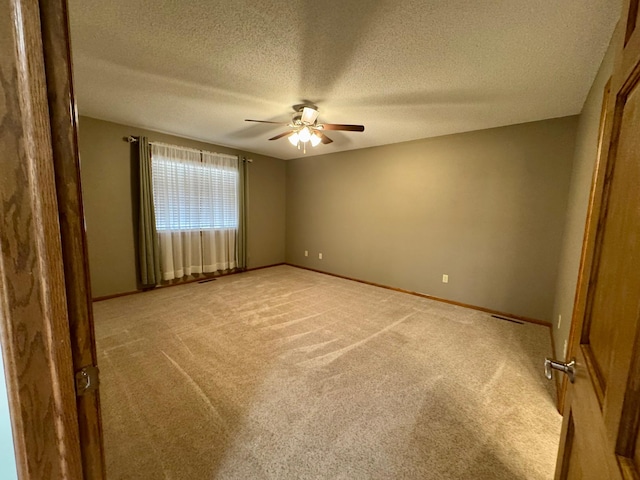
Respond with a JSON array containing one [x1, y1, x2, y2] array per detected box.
[[293, 103, 318, 113], [245, 104, 363, 146]]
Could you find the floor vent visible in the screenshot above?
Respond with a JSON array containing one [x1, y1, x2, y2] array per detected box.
[[491, 314, 523, 325], [198, 278, 217, 284]]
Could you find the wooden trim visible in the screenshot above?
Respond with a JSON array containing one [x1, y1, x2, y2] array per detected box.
[[93, 290, 141, 302], [93, 263, 286, 302], [94, 262, 552, 329], [287, 264, 551, 328], [624, 0, 638, 45], [0, 0, 83, 477], [39, 0, 106, 476], [246, 262, 287, 272]]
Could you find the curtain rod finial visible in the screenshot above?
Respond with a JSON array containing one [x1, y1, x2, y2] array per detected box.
[[124, 136, 139, 143]]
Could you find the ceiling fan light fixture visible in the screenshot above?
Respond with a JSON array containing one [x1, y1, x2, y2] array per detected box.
[[310, 132, 322, 147], [298, 126, 311, 143], [288, 132, 299, 146]]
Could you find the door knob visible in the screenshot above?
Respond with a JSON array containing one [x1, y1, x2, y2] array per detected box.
[[544, 358, 576, 383]]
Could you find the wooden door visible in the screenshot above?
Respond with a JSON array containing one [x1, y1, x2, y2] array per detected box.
[[0, 0, 105, 478], [555, 1, 640, 478]]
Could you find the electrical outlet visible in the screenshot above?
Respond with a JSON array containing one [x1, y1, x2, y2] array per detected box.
[[442, 274, 448, 283], [563, 339, 568, 358], [319, 253, 323, 260], [304, 250, 308, 257], [557, 314, 562, 329]]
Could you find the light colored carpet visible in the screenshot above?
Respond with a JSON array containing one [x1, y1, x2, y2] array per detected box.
[[94, 265, 561, 479]]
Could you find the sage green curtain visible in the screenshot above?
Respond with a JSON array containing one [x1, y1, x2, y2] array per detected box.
[[236, 156, 248, 269], [138, 137, 162, 286]]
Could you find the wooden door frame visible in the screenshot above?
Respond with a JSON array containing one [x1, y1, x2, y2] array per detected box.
[[39, 0, 105, 476], [0, 0, 104, 478]]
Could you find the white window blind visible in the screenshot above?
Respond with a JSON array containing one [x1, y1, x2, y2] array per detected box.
[[151, 144, 238, 231]]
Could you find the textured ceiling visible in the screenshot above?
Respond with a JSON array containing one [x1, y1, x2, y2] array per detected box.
[[69, 0, 620, 160]]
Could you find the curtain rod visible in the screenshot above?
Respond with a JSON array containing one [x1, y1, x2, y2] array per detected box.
[[124, 136, 252, 162]]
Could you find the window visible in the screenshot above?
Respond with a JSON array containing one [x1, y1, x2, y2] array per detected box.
[[151, 145, 239, 231]]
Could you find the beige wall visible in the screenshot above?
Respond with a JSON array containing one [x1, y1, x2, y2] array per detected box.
[[286, 117, 578, 321], [78, 116, 286, 298], [551, 35, 617, 360]]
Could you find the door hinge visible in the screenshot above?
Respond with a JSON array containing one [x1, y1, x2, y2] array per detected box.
[[75, 365, 100, 396]]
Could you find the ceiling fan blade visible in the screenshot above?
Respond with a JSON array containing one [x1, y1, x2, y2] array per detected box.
[[301, 107, 319, 124], [268, 131, 293, 141], [245, 119, 290, 125], [320, 123, 365, 132], [318, 132, 333, 144]]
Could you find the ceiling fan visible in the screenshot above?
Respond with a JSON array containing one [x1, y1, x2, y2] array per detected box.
[[245, 105, 365, 153]]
